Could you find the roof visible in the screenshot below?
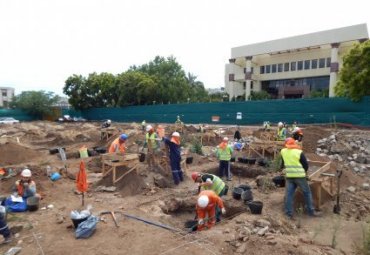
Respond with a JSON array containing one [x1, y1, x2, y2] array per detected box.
[[231, 23, 369, 58]]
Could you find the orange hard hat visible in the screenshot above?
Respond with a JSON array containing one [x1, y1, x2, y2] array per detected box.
[[285, 137, 300, 149], [191, 172, 200, 182]]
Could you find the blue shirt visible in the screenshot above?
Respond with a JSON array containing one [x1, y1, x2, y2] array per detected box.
[[163, 137, 181, 162]]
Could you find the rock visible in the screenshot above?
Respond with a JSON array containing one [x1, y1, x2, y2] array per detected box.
[[354, 167, 360, 173], [94, 186, 117, 192], [360, 147, 365, 151], [356, 157, 367, 164], [348, 157, 353, 161], [350, 161, 357, 167], [17, 240, 22, 245], [257, 226, 269, 236], [267, 240, 277, 245], [4, 247, 22, 255], [350, 142, 357, 148], [255, 219, 271, 228], [352, 154, 358, 159], [347, 186, 356, 193], [56, 216, 64, 224], [236, 243, 247, 253], [235, 219, 244, 224], [328, 155, 335, 160], [331, 143, 349, 154], [362, 183, 370, 190], [323, 149, 329, 153], [329, 135, 336, 140], [14, 233, 20, 238], [319, 153, 327, 157], [223, 228, 231, 234], [153, 175, 173, 188]]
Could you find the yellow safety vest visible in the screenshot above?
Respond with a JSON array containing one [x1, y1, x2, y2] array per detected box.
[[277, 128, 286, 141], [201, 174, 225, 196], [146, 133, 158, 149], [281, 148, 306, 178], [217, 146, 233, 161]]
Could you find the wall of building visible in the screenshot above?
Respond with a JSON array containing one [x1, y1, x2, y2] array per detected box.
[[0, 87, 15, 108]]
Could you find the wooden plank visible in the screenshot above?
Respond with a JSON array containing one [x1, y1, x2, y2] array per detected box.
[[309, 162, 331, 180], [114, 165, 137, 184]]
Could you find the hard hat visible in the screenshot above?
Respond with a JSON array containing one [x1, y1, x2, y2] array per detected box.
[[278, 122, 283, 127], [191, 172, 200, 182], [21, 169, 32, 178], [172, 132, 180, 137], [107, 119, 111, 124], [146, 125, 153, 132], [119, 134, 128, 141], [285, 137, 300, 149], [197, 195, 209, 208], [223, 137, 229, 141], [293, 127, 300, 133]]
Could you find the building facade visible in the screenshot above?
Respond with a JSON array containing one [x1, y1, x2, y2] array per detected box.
[[0, 87, 15, 108], [225, 24, 369, 101]]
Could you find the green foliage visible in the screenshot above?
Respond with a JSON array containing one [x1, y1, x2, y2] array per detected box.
[[310, 89, 329, 98], [335, 40, 370, 102], [249, 91, 271, 100], [63, 56, 210, 109], [270, 154, 283, 172], [190, 138, 203, 155], [355, 223, 370, 255], [11, 91, 60, 117]]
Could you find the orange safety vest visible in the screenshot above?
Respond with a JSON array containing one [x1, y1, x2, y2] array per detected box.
[[196, 190, 224, 210], [108, 138, 126, 154], [16, 180, 35, 197]]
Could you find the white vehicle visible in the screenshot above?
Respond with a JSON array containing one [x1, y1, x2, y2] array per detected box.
[[0, 117, 20, 124]]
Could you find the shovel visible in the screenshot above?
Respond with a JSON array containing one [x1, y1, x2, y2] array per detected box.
[[333, 169, 342, 214]]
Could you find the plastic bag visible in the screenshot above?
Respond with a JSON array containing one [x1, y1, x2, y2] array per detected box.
[[75, 215, 99, 239], [70, 204, 92, 219]]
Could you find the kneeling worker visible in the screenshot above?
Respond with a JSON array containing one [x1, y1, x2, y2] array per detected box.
[[191, 172, 227, 197], [108, 134, 128, 155], [0, 205, 12, 244], [196, 190, 226, 231], [14, 169, 40, 199]]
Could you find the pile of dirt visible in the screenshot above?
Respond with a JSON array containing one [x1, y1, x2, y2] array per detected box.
[[0, 143, 40, 165], [302, 126, 331, 153]]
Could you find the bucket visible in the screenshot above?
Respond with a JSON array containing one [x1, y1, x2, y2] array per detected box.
[[186, 157, 193, 164], [139, 153, 146, 162], [241, 190, 253, 202], [247, 158, 256, 165], [230, 157, 235, 162], [232, 187, 243, 200], [223, 185, 229, 196], [258, 158, 268, 167], [272, 176, 285, 187], [72, 217, 88, 228], [247, 201, 263, 214], [79, 147, 89, 158], [27, 196, 40, 212], [184, 220, 198, 232], [94, 147, 107, 154], [238, 184, 252, 191]]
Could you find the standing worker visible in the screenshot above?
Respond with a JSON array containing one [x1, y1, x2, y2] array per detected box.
[[292, 127, 303, 142], [101, 119, 111, 128], [163, 132, 184, 185], [216, 137, 233, 181], [281, 138, 318, 219], [141, 120, 146, 133], [233, 126, 241, 141], [108, 134, 128, 155], [0, 205, 12, 244], [196, 190, 226, 231], [144, 125, 159, 169], [276, 122, 287, 141]]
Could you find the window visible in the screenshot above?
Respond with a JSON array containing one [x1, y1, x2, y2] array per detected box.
[[266, 65, 271, 73], [251, 67, 254, 74], [260, 66, 265, 74], [271, 64, 277, 73], [304, 60, 310, 70], [319, 58, 325, 68], [1, 90, 7, 97], [251, 81, 254, 90], [278, 63, 283, 72], [243, 82, 246, 89], [291, 62, 296, 71], [284, 63, 289, 72], [311, 59, 318, 69], [297, 61, 303, 70], [326, 57, 331, 67]]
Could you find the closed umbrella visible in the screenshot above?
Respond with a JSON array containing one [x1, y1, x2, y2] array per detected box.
[[76, 161, 88, 206]]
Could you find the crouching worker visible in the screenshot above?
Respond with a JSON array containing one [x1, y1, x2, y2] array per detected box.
[[196, 190, 226, 231], [163, 132, 184, 185], [0, 205, 12, 244], [191, 172, 227, 197], [108, 134, 128, 155]]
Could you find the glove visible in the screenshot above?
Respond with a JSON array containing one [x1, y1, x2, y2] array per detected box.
[[221, 208, 226, 215], [23, 182, 29, 187], [198, 219, 205, 225]]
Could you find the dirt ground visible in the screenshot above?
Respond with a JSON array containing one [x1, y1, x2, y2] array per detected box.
[[0, 121, 369, 255]]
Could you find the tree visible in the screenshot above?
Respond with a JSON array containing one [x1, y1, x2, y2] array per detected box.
[[310, 89, 329, 98], [248, 91, 271, 100], [11, 91, 60, 118], [335, 40, 370, 101]]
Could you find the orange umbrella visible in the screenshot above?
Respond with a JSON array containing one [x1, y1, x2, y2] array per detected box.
[[76, 161, 88, 206]]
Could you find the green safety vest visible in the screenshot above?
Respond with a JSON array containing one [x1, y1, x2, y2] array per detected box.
[[201, 174, 225, 195], [277, 128, 286, 141], [146, 133, 158, 149], [217, 146, 233, 161], [281, 148, 306, 178]]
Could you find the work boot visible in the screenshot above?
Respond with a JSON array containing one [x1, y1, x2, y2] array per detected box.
[[309, 211, 322, 217], [1, 235, 12, 244]]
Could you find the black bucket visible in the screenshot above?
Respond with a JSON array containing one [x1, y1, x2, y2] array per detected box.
[[139, 153, 146, 162], [257, 158, 268, 167], [27, 196, 40, 212], [238, 184, 252, 191], [94, 147, 107, 154], [230, 157, 235, 162], [184, 220, 198, 232], [247, 158, 256, 165], [49, 147, 66, 155], [186, 157, 193, 164], [237, 157, 244, 163], [72, 217, 88, 228], [272, 176, 286, 187], [241, 190, 253, 202], [232, 187, 243, 200], [247, 201, 263, 214], [223, 185, 229, 196]]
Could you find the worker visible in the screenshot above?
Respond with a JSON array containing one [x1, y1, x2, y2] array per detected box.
[[191, 172, 227, 197], [108, 134, 128, 154], [141, 120, 146, 132], [101, 119, 111, 128], [0, 205, 12, 244], [277, 122, 287, 141], [144, 125, 159, 168], [13, 169, 40, 199], [292, 127, 303, 142], [216, 137, 233, 181], [233, 126, 241, 141], [263, 121, 271, 131], [163, 132, 183, 185], [281, 138, 318, 219], [196, 190, 226, 231], [291, 121, 298, 131], [175, 115, 182, 125]]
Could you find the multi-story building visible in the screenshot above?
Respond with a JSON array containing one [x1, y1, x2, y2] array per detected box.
[[0, 87, 15, 108], [224, 24, 369, 101]]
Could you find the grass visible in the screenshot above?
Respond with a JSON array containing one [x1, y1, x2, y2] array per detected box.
[[354, 223, 370, 255], [270, 154, 283, 173], [331, 216, 341, 249]]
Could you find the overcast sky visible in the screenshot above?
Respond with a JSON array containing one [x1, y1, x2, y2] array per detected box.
[[0, 0, 369, 96]]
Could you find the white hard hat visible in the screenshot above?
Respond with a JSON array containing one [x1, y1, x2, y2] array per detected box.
[[21, 169, 32, 178], [197, 195, 209, 208], [223, 137, 229, 141], [278, 122, 283, 127], [146, 125, 153, 132], [172, 132, 180, 137], [107, 119, 111, 124]]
